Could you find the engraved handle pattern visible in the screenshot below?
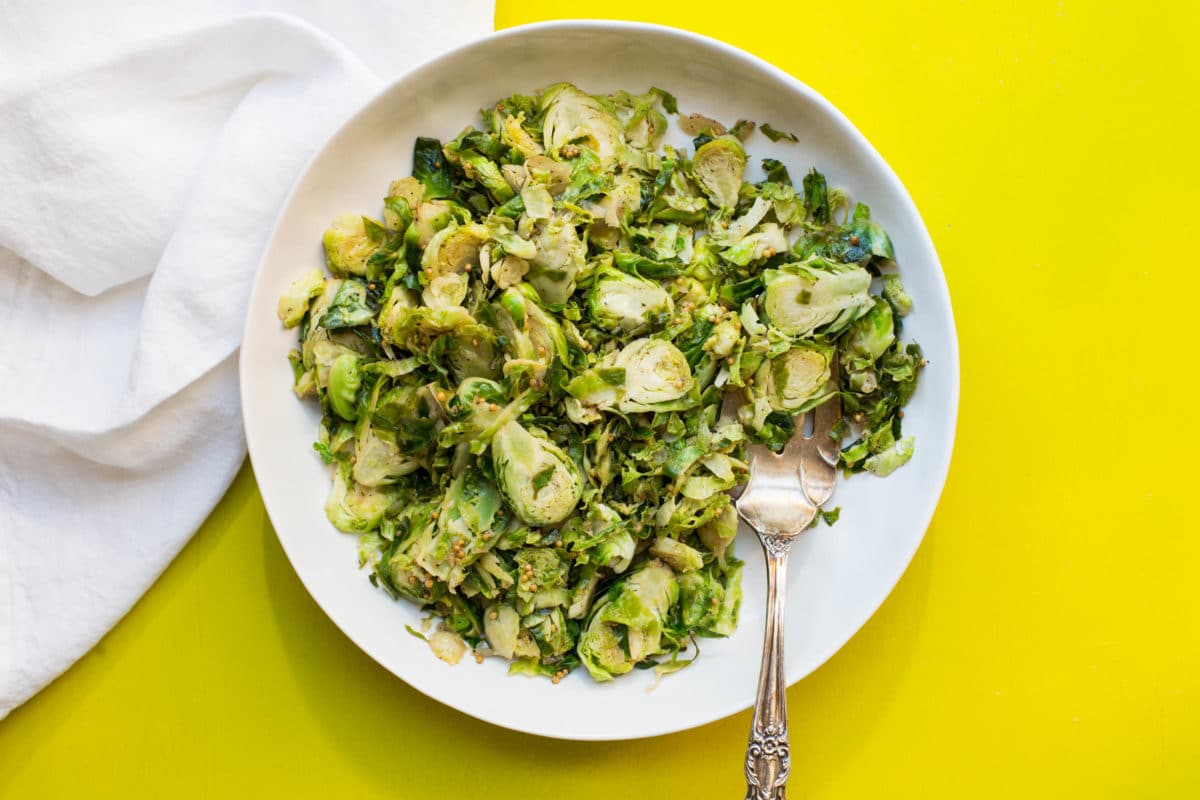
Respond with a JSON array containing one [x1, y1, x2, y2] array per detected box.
[[744, 537, 792, 800]]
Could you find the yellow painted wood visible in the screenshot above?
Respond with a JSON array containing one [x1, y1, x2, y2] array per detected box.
[[2, 2, 1197, 796]]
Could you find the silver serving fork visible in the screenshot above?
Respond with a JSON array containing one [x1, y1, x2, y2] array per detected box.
[[728, 372, 841, 800]]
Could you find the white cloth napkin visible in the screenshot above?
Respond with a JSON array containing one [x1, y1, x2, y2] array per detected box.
[[0, 0, 495, 718]]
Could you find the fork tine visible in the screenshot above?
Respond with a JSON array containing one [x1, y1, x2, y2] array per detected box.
[[800, 363, 842, 508], [814, 389, 843, 469]]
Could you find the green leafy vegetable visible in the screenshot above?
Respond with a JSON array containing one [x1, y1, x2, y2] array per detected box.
[[413, 137, 453, 200], [803, 168, 831, 225], [312, 441, 334, 464], [280, 82, 923, 683], [761, 158, 790, 185], [760, 123, 799, 143], [730, 119, 756, 141], [693, 136, 747, 209], [652, 87, 679, 114]]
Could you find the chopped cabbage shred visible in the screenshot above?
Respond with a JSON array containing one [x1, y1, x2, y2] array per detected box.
[[280, 83, 923, 681]]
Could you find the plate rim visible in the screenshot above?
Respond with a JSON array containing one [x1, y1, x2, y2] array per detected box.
[[239, 18, 960, 741]]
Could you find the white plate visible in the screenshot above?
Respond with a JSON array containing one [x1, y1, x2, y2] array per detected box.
[[240, 20, 959, 741]]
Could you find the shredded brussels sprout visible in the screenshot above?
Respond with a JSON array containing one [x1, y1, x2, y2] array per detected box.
[[282, 83, 923, 682]]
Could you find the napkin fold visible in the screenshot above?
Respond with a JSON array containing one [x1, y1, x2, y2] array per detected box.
[[0, 0, 495, 718]]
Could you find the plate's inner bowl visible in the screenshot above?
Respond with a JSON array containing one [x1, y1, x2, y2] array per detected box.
[[241, 22, 956, 741]]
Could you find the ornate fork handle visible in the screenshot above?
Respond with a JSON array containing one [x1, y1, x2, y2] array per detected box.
[[745, 534, 793, 800], [735, 378, 841, 799]]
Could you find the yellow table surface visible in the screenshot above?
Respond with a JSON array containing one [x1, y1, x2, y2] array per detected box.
[[3, 1, 1197, 796]]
